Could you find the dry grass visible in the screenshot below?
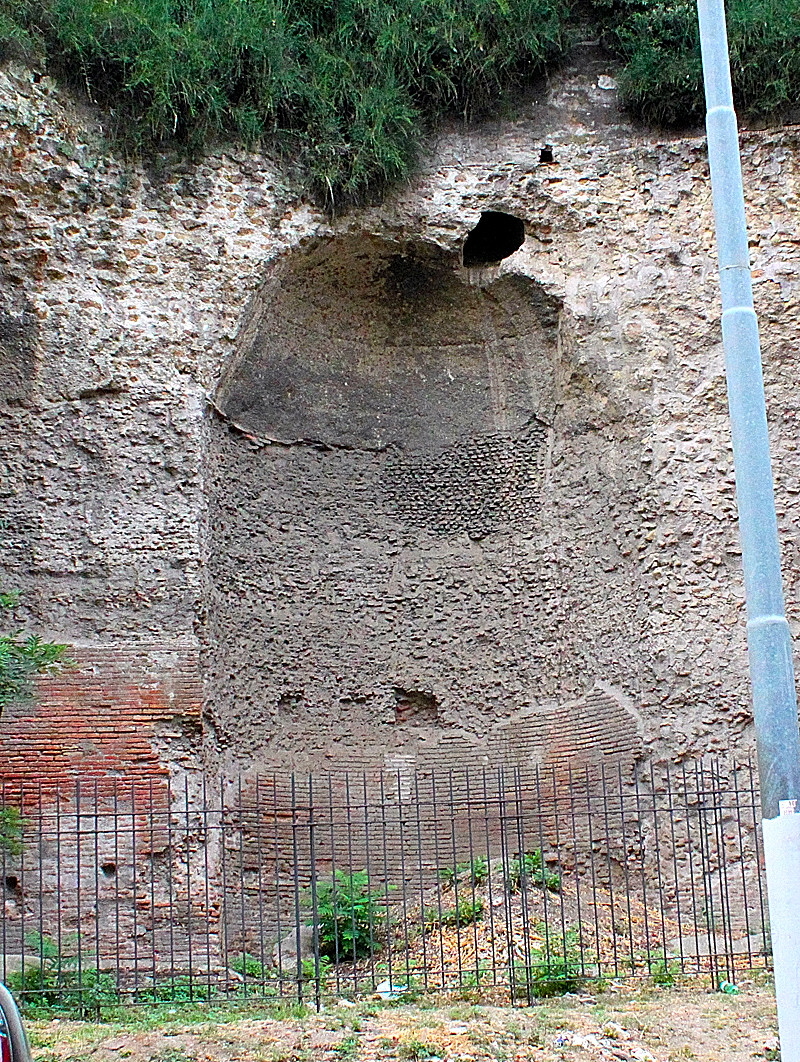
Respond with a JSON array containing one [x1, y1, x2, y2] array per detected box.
[[29, 979, 778, 1062]]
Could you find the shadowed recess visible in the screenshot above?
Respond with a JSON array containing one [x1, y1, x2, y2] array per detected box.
[[462, 211, 526, 267]]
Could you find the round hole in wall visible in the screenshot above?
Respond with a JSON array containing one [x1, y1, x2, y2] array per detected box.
[[100, 861, 117, 878], [462, 210, 525, 267], [5, 876, 18, 891]]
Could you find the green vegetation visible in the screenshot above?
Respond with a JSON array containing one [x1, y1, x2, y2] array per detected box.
[[333, 1033, 361, 1060], [136, 976, 213, 1003], [506, 849, 561, 894], [9, 932, 119, 1017], [1, 1, 798, 204], [397, 1039, 442, 1061], [300, 955, 332, 984], [512, 925, 585, 999], [0, 591, 70, 716], [602, 0, 800, 128], [230, 952, 269, 979], [0, 0, 568, 206], [1, 0, 799, 205], [438, 857, 489, 888], [0, 806, 24, 856], [307, 868, 387, 960], [645, 949, 678, 986], [437, 896, 484, 927]]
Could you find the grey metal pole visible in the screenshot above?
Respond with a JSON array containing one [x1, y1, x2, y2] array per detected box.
[[696, 0, 800, 1055]]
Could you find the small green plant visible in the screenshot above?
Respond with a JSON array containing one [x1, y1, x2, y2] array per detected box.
[[300, 955, 332, 984], [398, 1040, 442, 1061], [307, 869, 387, 960], [648, 950, 678, 986], [136, 976, 212, 1004], [506, 850, 561, 893], [512, 926, 585, 999], [0, 591, 72, 717], [439, 858, 490, 888], [230, 952, 268, 979], [461, 962, 490, 988], [334, 1033, 360, 1059], [468, 857, 489, 886], [437, 897, 484, 928], [9, 932, 119, 1016], [438, 864, 459, 888], [0, 807, 24, 856]]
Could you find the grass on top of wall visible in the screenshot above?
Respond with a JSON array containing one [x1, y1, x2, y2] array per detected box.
[[596, 0, 800, 129], [0, 0, 569, 206], [1, 1, 799, 206]]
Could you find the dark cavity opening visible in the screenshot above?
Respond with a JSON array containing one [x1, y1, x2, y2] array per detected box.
[[4, 876, 18, 891], [462, 211, 525, 267], [100, 862, 117, 878], [394, 688, 440, 725]]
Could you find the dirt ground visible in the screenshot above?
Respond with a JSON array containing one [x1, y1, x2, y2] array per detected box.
[[28, 979, 780, 1062]]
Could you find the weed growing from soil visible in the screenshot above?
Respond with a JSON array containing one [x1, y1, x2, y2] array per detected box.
[[307, 869, 387, 961], [505, 851, 561, 894]]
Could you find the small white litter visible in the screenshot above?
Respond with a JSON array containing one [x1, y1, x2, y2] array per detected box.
[[375, 978, 408, 999]]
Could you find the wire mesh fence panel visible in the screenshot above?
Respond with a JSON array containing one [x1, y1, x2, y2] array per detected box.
[[0, 759, 770, 1009]]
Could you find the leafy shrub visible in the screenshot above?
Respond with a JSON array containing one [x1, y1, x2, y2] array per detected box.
[[300, 955, 332, 985], [646, 950, 678, 986], [230, 952, 268, 979], [9, 932, 119, 1016], [308, 868, 386, 960], [431, 897, 484, 927], [512, 926, 585, 999], [446, 897, 484, 926], [0, 0, 570, 206], [506, 850, 561, 893]]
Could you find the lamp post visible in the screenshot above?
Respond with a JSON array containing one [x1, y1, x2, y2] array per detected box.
[[696, 0, 800, 1056]]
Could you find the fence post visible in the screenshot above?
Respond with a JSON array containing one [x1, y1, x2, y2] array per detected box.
[[697, 0, 800, 1052]]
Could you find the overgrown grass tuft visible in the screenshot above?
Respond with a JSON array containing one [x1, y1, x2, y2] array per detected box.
[[0, 0, 569, 206], [597, 0, 800, 128]]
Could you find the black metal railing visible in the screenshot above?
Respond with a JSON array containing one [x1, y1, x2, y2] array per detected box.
[[0, 758, 770, 1010]]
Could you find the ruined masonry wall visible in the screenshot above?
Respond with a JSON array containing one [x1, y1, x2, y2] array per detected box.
[[1, 58, 800, 795]]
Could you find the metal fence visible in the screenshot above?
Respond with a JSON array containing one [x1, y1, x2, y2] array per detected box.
[[0, 758, 770, 1010]]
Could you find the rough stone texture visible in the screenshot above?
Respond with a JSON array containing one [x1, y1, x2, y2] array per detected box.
[[1, 47, 800, 787]]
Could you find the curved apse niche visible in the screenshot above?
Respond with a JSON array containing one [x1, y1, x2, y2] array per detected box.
[[206, 234, 566, 766]]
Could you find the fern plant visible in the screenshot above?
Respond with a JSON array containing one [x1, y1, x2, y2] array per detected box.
[[306, 868, 387, 960]]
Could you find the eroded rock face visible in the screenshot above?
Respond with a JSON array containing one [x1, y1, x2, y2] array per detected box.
[[205, 230, 648, 769], [1, 53, 800, 785]]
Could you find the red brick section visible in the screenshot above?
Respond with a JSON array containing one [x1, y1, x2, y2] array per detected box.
[[0, 645, 202, 810]]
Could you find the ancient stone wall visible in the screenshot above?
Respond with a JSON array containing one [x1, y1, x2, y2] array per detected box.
[[1, 52, 800, 792]]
